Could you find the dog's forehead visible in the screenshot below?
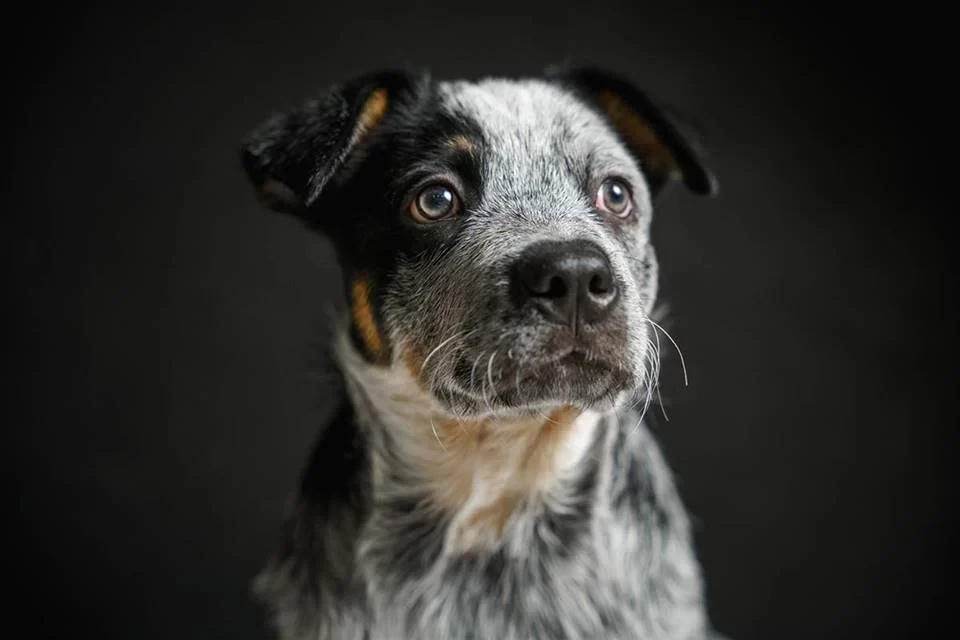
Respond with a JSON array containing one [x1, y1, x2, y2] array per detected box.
[[437, 78, 631, 166]]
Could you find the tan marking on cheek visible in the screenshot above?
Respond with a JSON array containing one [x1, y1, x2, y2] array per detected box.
[[596, 89, 680, 179], [402, 345, 424, 383], [350, 277, 383, 360]]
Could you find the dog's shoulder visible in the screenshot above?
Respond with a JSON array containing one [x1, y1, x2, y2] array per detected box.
[[253, 377, 373, 640], [299, 388, 369, 512], [607, 413, 691, 527]]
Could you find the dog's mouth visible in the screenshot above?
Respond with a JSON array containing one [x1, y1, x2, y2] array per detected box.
[[438, 332, 636, 413]]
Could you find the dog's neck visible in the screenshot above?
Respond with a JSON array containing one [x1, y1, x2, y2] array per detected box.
[[334, 329, 605, 553]]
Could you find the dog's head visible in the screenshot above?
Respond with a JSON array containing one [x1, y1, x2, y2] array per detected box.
[[241, 67, 716, 417]]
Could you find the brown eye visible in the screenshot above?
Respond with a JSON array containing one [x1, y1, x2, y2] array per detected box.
[[411, 183, 460, 222], [596, 178, 633, 217]]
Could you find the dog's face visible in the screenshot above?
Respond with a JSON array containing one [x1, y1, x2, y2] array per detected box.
[[242, 68, 716, 417]]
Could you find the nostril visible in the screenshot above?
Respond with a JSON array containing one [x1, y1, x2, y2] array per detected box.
[[521, 270, 568, 298], [545, 275, 568, 299], [588, 273, 612, 296]]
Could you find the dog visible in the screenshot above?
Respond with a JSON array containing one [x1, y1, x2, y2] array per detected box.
[[240, 65, 726, 640]]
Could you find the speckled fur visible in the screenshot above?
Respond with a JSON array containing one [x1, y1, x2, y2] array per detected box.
[[241, 68, 727, 640]]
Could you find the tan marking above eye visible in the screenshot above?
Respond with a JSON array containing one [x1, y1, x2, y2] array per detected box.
[[446, 135, 477, 154]]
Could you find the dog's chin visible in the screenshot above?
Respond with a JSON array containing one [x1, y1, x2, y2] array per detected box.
[[436, 349, 636, 417]]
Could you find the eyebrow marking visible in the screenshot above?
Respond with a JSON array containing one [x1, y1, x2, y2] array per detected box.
[[446, 135, 478, 154]]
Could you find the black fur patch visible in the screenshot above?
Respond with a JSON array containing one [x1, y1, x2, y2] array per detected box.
[[262, 377, 371, 604]]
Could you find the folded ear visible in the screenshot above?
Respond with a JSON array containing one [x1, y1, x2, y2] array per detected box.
[[241, 69, 421, 214], [546, 65, 719, 199]]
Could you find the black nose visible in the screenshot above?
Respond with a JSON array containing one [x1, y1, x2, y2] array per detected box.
[[512, 240, 619, 330]]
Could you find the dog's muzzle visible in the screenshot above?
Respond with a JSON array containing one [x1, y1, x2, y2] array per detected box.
[[437, 238, 634, 413]]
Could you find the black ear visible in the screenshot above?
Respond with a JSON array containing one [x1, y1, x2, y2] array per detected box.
[[241, 70, 421, 214], [546, 65, 719, 199]]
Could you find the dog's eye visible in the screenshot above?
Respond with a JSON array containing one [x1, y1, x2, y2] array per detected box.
[[411, 183, 461, 222], [596, 178, 633, 217]]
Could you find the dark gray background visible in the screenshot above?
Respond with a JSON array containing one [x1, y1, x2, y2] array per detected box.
[[9, 2, 952, 639]]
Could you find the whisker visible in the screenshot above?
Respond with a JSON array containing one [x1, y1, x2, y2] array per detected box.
[[630, 336, 658, 434], [429, 415, 447, 451], [656, 385, 670, 422], [647, 322, 669, 422], [484, 351, 498, 413], [419, 332, 464, 379], [647, 318, 689, 387], [487, 351, 497, 389], [469, 352, 486, 396]]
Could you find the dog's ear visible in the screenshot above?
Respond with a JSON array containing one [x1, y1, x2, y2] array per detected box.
[[241, 70, 421, 214], [546, 65, 718, 199]]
